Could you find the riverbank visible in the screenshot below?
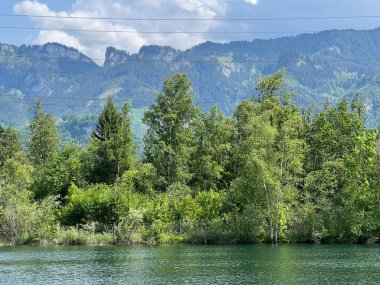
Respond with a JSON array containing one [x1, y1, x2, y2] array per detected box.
[[1, 225, 378, 247]]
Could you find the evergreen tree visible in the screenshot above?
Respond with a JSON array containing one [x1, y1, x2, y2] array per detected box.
[[86, 99, 136, 184], [29, 101, 60, 166], [0, 125, 21, 167], [93, 98, 121, 141], [117, 102, 136, 175], [143, 73, 199, 191]]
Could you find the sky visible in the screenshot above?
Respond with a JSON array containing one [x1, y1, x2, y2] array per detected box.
[[1, 0, 380, 61]]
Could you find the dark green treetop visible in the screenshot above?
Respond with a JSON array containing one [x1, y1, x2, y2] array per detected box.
[[29, 101, 60, 166]]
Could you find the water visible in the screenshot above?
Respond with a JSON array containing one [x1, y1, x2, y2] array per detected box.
[[0, 244, 379, 284]]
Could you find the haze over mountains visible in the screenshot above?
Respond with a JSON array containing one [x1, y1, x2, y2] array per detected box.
[[1, 27, 380, 142]]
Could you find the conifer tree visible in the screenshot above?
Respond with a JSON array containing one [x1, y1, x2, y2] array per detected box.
[[86, 98, 135, 184], [29, 101, 60, 166], [0, 125, 21, 167], [93, 98, 121, 141]]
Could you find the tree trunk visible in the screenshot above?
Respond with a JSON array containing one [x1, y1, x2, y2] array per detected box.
[[263, 178, 273, 242]]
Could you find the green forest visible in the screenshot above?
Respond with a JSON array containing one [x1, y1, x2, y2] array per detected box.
[[0, 70, 379, 246]]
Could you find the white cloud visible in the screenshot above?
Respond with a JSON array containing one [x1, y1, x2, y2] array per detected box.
[[170, 0, 227, 17], [13, 0, 229, 63], [37, 30, 86, 52], [245, 0, 260, 5]]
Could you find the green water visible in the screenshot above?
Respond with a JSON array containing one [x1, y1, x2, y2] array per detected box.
[[0, 244, 378, 284]]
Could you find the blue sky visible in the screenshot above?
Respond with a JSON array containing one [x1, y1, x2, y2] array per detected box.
[[1, 0, 380, 60]]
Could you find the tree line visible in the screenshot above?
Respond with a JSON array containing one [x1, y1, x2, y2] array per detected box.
[[0, 70, 379, 245]]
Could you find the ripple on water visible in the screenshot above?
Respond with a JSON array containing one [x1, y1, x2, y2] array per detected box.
[[0, 244, 379, 285]]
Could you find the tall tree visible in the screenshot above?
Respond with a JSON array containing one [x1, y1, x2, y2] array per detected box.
[[367, 142, 380, 239], [304, 96, 378, 241], [0, 125, 21, 167], [231, 70, 305, 242], [117, 102, 136, 175], [143, 73, 199, 191], [0, 152, 35, 245], [190, 105, 233, 192], [29, 101, 60, 166], [93, 98, 121, 141], [86, 99, 136, 184]]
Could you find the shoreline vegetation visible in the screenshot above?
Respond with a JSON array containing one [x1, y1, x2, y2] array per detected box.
[[0, 70, 379, 246], [1, 225, 379, 247]]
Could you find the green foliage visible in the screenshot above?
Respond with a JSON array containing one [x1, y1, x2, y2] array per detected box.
[[59, 184, 119, 226], [256, 68, 287, 101], [85, 99, 136, 184], [231, 70, 305, 242], [93, 98, 121, 141], [120, 163, 157, 194], [143, 73, 199, 190], [366, 149, 380, 239], [303, 96, 378, 242], [0, 153, 58, 245], [190, 105, 233, 192], [28, 101, 60, 166], [0, 71, 379, 245], [59, 113, 97, 145], [0, 153, 34, 244], [33, 143, 85, 200], [55, 224, 115, 245], [195, 191, 224, 221], [0, 125, 21, 167]]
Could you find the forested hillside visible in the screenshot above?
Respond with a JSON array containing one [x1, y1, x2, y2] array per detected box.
[[2, 28, 380, 142], [0, 71, 378, 245]]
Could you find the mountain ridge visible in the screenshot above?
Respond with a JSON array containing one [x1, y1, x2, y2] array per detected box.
[[1, 27, 380, 143]]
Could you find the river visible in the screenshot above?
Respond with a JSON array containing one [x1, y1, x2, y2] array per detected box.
[[0, 244, 379, 284]]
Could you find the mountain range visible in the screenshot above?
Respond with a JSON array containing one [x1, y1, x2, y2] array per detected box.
[[1, 27, 380, 143]]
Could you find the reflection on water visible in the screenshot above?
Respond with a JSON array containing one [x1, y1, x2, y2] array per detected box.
[[0, 244, 379, 284]]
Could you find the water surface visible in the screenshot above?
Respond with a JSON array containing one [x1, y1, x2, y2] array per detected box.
[[0, 244, 379, 284]]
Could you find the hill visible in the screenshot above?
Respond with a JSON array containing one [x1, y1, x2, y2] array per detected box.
[[1, 28, 380, 143]]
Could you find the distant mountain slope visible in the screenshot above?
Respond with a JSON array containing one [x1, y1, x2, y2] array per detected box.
[[1, 28, 380, 136]]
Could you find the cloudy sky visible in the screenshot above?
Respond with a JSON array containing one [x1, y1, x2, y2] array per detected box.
[[1, 0, 380, 61]]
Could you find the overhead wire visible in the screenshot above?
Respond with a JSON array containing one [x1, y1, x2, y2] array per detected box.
[[0, 95, 237, 105], [2, 13, 380, 21], [0, 26, 321, 34], [1, 100, 378, 112], [0, 54, 378, 64], [1, 84, 377, 109]]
